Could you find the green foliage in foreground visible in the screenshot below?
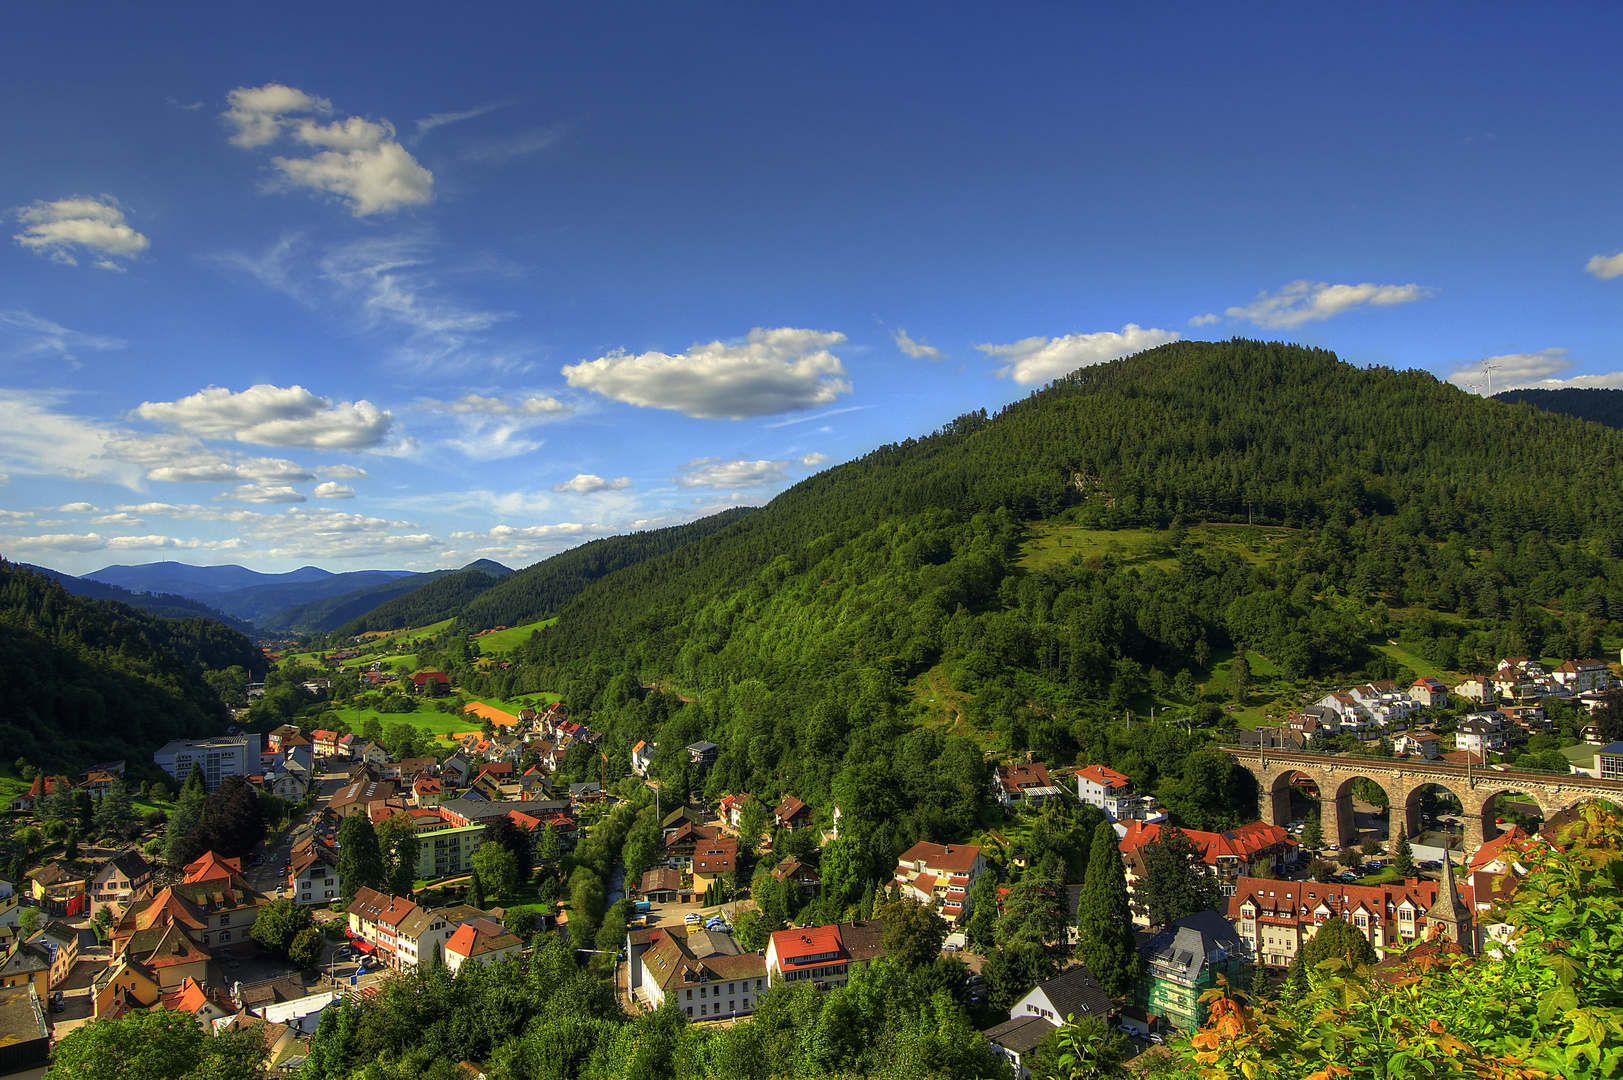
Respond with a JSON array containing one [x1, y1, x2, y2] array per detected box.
[[296, 930, 1005, 1080], [1185, 802, 1623, 1079], [46, 1007, 266, 1080]]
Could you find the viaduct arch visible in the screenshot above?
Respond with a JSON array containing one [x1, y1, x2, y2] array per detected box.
[[1221, 746, 1623, 852]]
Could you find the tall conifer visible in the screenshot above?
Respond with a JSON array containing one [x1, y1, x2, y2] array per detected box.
[[1075, 820, 1140, 996]]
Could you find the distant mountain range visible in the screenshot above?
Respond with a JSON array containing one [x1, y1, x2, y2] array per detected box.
[[1493, 386, 1623, 429], [20, 565, 260, 636]]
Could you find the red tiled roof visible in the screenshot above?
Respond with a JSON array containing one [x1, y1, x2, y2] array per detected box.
[[1075, 764, 1130, 788], [771, 925, 845, 968], [897, 841, 982, 873]]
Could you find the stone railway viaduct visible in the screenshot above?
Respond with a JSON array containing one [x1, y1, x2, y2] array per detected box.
[[1220, 746, 1623, 852]]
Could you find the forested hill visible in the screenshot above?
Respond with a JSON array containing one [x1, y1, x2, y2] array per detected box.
[[500, 339, 1623, 838], [1494, 385, 1623, 430], [0, 560, 260, 773], [336, 563, 511, 636], [265, 560, 512, 635], [19, 563, 258, 636], [451, 508, 758, 631]]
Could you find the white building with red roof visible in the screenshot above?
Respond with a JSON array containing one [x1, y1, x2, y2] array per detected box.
[[444, 917, 523, 974], [894, 841, 985, 924], [992, 762, 1066, 809], [1074, 764, 1145, 821], [766, 925, 852, 988]]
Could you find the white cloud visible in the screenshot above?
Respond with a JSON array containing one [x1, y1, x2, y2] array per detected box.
[[1446, 348, 1623, 392], [106, 534, 194, 550], [1225, 280, 1431, 329], [552, 474, 631, 494], [53, 502, 100, 513], [413, 100, 516, 140], [134, 384, 394, 449], [675, 457, 792, 489], [1, 532, 114, 552], [321, 239, 514, 371], [978, 324, 1180, 385], [224, 83, 433, 216], [221, 483, 307, 504], [224, 83, 332, 148], [420, 394, 568, 416], [313, 482, 355, 499], [90, 513, 143, 526], [0, 310, 125, 362], [13, 196, 149, 268], [798, 453, 831, 466], [1586, 251, 1623, 280], [415, 393, 571, 460], [893, 328, 945, 361], [1188, 313, 1220, 326], [0, 509, 33, 521], [317, 464, 368, 479], [563, 327, 852, 420]]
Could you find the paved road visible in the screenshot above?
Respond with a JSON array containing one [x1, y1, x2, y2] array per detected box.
[[245, 769, 344, 897]]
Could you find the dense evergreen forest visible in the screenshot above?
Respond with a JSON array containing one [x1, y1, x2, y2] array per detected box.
[[0, 560, 259, 773], [1495, 385, 1623, 429], [448, 508, 758, 631]]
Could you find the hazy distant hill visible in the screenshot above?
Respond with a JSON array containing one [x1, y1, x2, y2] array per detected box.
[[1493, 386, 1623, 429], [268, 559, 514, 635], [0, 560, 260, 772], [20, 564, 258, 636], [84, 561, 417, 627]]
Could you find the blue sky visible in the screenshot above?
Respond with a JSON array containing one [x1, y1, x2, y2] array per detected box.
[[3, 4, 1621, 575]]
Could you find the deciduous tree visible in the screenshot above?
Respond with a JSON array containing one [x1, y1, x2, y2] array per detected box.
[[1142, 825, 1221, 927], [337, 815, 384, 903], [472, 841, 519, 900]]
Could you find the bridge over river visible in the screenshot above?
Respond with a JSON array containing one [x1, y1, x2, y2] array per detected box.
[[1220, 745, 1623, 851]]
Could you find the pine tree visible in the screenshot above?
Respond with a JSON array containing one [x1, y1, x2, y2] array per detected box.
[[1142, 825, 1221, 927], [1075, 821, 1140, 997], [164, 783, 206, 871], [432, 940, 443, 969], [1393, 829, 1417, 878], [65, 830, 78, 861], [1302, 808, 1323, 849], [183, 763, 206, 796], [93, 777, 136, 840], [858, 879, 875, 921], [469, 865, 485, 910]]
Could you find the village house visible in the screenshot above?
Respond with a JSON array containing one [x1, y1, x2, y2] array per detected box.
[[774, 795, 813, 830], [637, 927, 768, 1019], [631, 740, 657, 778], [27, 862, 91, 918], [985, 964, 1113, 1080], [310, 730, 342, 757], [88, 849, 153, 919], [1410, 677, 1449, 708], [1074, 764, 1135, 820], [1392, 730, 1442, 759], [444, 917, 523, 973], [992, 762, 1067, 809], [686, 741, 720, 768], [718, 793, 753, 832], [1455, 713, 1513, 756], [289, 836, 341, 905], [1136, 909, 1248, 1032], [9, 774, 73, 812], [692, 838, 740, 895], [771, 856, 822, 900], [894, 841, 986, 924]]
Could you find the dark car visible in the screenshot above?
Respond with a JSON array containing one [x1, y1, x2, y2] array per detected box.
[[49, 992, 65, 1012]]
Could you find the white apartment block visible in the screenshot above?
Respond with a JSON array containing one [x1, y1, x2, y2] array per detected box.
[[153, 734, 261, 792]]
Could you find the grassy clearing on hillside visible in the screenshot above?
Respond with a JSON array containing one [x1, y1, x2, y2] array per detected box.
[[908, 664, 993, 746], [471, 619, 557, 653], [1017, 521, 1297, 574]]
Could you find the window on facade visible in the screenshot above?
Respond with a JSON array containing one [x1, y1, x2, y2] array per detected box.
[[221, 914, 230, 925], [221, 931, 231, 941], [686, 1007, 693, 1017], [686, 989, 692, 1000]]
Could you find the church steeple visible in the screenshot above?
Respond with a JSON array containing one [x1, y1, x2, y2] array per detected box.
[[1425, 852, 1474, 954]]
